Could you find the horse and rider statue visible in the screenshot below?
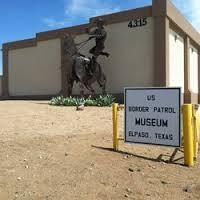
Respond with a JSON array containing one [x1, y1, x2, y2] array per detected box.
[[62, 18, 110, 96]]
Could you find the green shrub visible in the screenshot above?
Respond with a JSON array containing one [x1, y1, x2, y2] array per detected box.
[[50, 96, 77, 106], [95, 94, 115, 107], [84, 96, 96, 106], [49, 94, 115, 107]]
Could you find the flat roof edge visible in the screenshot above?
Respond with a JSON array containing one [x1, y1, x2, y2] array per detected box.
[[166, 0, 200, 46], [3, 38, 37, 50], [3, 6, 152, 50], [90, 6, 152, 25], [4, 2, 200, 50]]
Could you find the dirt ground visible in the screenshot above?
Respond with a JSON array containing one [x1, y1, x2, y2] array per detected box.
[[0, 101, 199, 200]]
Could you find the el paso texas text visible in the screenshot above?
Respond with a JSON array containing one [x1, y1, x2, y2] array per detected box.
[[128, 106, 177, 141]]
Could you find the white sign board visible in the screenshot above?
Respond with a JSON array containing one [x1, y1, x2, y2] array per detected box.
[[125, 88, 181, 147]]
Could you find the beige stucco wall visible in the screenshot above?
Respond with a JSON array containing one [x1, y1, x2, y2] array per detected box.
[[0, 76, 2, 96], [189, 45, 198, 93], [73, 17, 154, 94], [169, 29, 184, 91], [8, 39, 61, 96]]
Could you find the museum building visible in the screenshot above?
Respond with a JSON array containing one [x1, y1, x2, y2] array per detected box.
[[1, 0, 200, 103]]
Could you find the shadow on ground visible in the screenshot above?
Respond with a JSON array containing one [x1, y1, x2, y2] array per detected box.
[[92, 145, 185, 166]]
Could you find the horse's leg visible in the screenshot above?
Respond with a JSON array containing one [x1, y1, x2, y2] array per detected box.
[[102, 83, 106, 95], [97, 74, 106, 95], [85, 84, 95, 95], [100, 82, 106, 95], [79, 82, 85, 97], [68, 78, 74, 96]]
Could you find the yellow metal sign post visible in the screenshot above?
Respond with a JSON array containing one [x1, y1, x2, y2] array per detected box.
[[183, 104, 194, 167], [112, 103, 119, 151], [112, 103, 199, 167], [192, 105, 200, 161]]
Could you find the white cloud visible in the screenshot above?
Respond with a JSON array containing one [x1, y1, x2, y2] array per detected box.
[[43, 0, 120, 28], [42, 18, 67, 28], [43, 0, 200, 32], [172, 0, 200, 32], [65, 0, 120, 20]]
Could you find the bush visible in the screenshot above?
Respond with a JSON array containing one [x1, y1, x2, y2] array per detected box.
[[49, 94, 115, 107], [95, 94, 115, 107], [84, 96, 97, 106], [50, 96, 77, 106]]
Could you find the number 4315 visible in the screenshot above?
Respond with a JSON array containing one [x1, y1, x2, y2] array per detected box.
[[128, 18, 147, 28]]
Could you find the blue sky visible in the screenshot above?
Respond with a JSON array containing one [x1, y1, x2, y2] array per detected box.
[[0, 0, 199, 75]]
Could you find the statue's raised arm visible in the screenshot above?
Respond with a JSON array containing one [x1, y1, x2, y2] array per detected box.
[[86, 18, 110, 59]]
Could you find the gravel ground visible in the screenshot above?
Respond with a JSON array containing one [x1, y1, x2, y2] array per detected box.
[[0, 101, 199, 200]]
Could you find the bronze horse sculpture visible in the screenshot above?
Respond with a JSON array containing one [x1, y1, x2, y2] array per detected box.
[[62, 35, 106, 96]]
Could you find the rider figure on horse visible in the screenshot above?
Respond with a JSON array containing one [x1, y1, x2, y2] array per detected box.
[[86, 18, 110, 75], [86, 18, 110, 59]]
